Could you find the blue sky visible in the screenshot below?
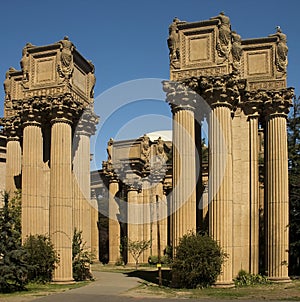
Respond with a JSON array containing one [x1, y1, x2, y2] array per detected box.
[[0, 0, 299, 167]]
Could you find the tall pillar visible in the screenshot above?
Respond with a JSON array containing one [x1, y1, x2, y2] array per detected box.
[[5, 123, 22, 194], [199, 76, 243, 287], [108, 179, 120, 264], [242, 93, 262, 274], [163, 81, 197, 250], [22, 112, 45, 240], [49, 112, 74, 283], [264, 89, 293, 282]]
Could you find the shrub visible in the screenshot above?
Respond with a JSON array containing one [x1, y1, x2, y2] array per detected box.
[[23, 234, 59, 283], [72, 229, 94, 281], [171, 232, 226, 288], [234, 269, 270, 287], [125, 237, 151, 269], [0, 192, 29, 292]]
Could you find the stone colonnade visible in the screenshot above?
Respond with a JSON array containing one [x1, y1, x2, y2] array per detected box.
[[3, 96, 98, 282], [163, 75, 293, 285]]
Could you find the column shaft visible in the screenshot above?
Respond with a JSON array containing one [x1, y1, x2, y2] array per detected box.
[[22, 123, 45, 240], [50, 121, 73, 282], [249, 117, 259, 274], [208, 105, 233, 286], [108, 180, 120, 264], [5, 139, 21, 194], [73, 134, 91, 250], [266, 116, 289, 281], [172, 108, 196, 249]]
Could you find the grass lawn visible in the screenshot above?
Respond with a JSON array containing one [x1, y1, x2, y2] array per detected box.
[[93, 264, 300, 300], [0, 281, 89, 301]]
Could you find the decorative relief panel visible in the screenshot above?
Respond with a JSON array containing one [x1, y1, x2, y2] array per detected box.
[[35, 57, 56, 84], [181, 28, 215, 68], [244, 49, 273, 78]]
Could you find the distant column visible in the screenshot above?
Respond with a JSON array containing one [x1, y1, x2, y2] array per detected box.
[[264, 89, 293, 282], [49, 102, 74, 283], [108, 179, 120, 264], [163, 81, 197, 250]]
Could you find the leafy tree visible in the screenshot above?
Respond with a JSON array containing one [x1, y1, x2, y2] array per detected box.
[[288, 96, 300, 275], [72, 229, 94, 281], [0, 192, 29, 292], [126, 238, 151, 270], [171, 232, 226, 288], [23, 234, 59, 283]]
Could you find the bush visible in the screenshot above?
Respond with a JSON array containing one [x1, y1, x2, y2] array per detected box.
[[234, 269, 270, 287], [72, 229, 94, 281], [171, 232, 226, 288], [23, 235, 59, 283], [0, 192, 29, 292]]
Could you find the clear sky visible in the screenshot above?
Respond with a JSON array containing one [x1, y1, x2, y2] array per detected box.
[[0, 0, 299, 168]]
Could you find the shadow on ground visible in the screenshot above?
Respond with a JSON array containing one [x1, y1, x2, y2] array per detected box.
[[124, 269, 172, 287]]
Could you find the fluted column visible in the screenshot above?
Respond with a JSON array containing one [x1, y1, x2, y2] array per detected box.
[[264, 89, 293, 282], [50, 114, 73, 282], [5, 122, 22, 194], [108, 179, 120, 264], [242, 92, 263, 274], [73, 109, 98, 253], [90, 190, 99, 259], [22, 116, 45, 240], [163, 81, 197, 251], [199, 75, 244, 287]]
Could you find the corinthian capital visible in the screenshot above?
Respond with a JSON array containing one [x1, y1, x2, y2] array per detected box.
[[75, 106, 99, 137], [162, 80, 199, 112], [263, 88, 294, 119], [198, 75, 246, 109], [0, 116, 22, 139], [241, 90, 266, 118]]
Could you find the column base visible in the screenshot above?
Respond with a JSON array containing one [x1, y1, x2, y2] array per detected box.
[[212, 281, 235, 288], [51, 279, 76, 285], [268, 277, 291, 283]]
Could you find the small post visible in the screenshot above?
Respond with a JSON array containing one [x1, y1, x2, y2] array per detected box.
[[156, 194, 162, 287]]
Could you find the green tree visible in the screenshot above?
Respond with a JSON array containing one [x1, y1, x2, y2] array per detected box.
[[126, 238, 151, 270], [72, 229, 94, 281], [0, 192, 29, 292], [23, 234, 59, 283], [172, 232, 226, 288], [288, 96, 300, 275]]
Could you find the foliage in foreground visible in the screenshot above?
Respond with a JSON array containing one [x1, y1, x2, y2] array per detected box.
[[23, 234, 59, 283], [0, 192, 29, 292], [72, 229, 94, 281], [234, 269, 270, 287], [171, 232, 226, 288]]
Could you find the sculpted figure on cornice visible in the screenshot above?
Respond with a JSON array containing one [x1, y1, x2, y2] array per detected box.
[[20, 43, 34, 84], [58, 36, 74, 80], [88, 60, 96, 98], [3, 68, 15, 101], [141, 134, 151, 170], [167, 17, 181, 69], [107, 138, 114, 163], [210, 12, 232, 61], [231, 31, 242, 74], [269, 27, 288, 73]]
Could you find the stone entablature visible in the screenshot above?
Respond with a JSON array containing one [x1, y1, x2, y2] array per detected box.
[[168, 12, 288, 93], [3, 37, 95, 119]]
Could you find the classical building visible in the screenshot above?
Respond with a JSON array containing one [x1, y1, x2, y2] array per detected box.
[[0, 12, 293, 287], [93, 13, 293, 287], [0, 37, 98, 283]]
